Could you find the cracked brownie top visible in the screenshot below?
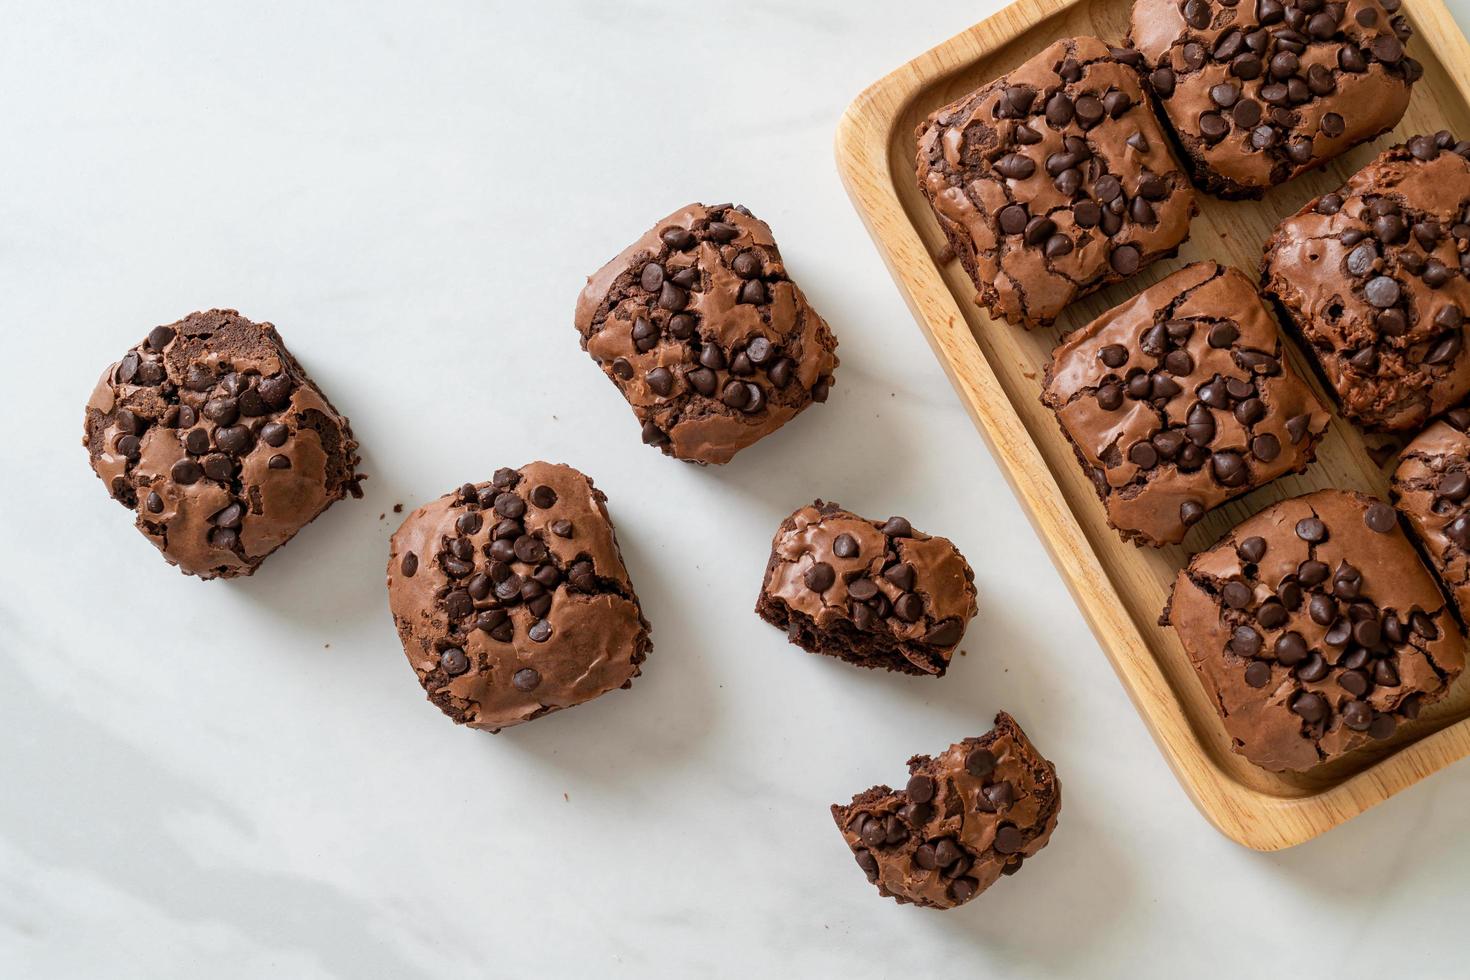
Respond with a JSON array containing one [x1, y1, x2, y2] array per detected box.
[[1043, 262, 1330, 547], [1164, 489, 1464, 772], [386, 463, 651, 733], [1263, 133, 1470, 431], [83, 309, 361, 580], [916, 36, 1197, 328], [1130, 0, 1420, 197], [574, 202, 838, 465]]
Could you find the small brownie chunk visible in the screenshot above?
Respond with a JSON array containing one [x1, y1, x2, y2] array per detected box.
[[575, 202, 838, 465], [1392, 406, 1470, 621], [916, 36, 1197, 328], [386, 462, 651, 733], [82, 309, 361, 580], [1043, 262, 1331, 547], [1263, 134, 1470, 431], [755, 501, 977, 676], [832, 712, 1061, 909], [1129, 0, 1420, 198], [1164, 490, 1464, 772]]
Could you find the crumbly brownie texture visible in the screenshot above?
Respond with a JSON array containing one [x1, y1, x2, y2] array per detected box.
[[1263, 134, 1470, 431], [82, 310, 361, 580], [1042, 262, 1331, 547], [915, 36, 1197, 328], [1164, 490, 1465, 772], [386, 462, 651, 733], [1392, 406, 1470, 621], [755, 501, 977, 676], [1129, 0, 1420, 198], [574, 202, 838, 465], [832, 712, 1061, 910]]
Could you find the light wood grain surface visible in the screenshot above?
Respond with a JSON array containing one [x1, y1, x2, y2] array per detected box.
[[836, 0, 1470, 849]]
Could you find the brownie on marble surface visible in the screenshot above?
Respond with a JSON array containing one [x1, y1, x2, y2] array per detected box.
[[1042, 262, 1330, 547], [1129, 0, 1420, 198], [755, 501, 976, 676], [1164, 490, 1464, 772], [832, 712, 1061, 909], [575, 202, 838, 465], [83, 309, 361, 580], [916, 36, 1197, 328], [387, 463, 651, 733], [1263, 134, 1470, 431]]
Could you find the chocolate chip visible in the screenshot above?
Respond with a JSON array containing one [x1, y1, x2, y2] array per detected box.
[[906, 774, 936, 803], [1110, 244, 1140, 275], [170, 458, 202, 485], [993, 824, 1025, 855], [804, 561, 835, 592], [1250, 433, 1281, 462], [527, 620, 552, 643], [1363, 276, 1401, 308], [1211, 451, 1247, 486], [511, 667, 542, 691], [964, 748, 995, 777], [1244, 662, 1272, 688], [1291, 692, 1329, 724], [1295, 517, 1327, 543], [882, 517, 913, 537]]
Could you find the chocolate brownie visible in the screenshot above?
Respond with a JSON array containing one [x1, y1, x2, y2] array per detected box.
[[82, 309, 361, 580], [832, 712, 1061, 909], [386, 463, 651, 732], [1392, 406, 1470, 621], [1263, 134, 1470, 431], [915, 36, 1197, 328], [1164, 490, 1465, 772], [574, 203, 838, 465], [1042, 262, 1331, 547], [1129, 0, 1420, 199], [755, 502, 977, 676]]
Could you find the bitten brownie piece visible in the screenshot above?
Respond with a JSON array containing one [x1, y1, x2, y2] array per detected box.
[[1392, 407, 1470, 621], [1042, 262, 1331, 547], [832, 713, 1061, 909], [386, 463, 651, 733], [755, 502, 977, 676], [915, 36, 1197, 328], [1164, 490, 1465, 772], [82, 309, 361, 580], [575, 202, 838, 465], [1129, 0, 1420, 199], [1263, 134, 1470, 431]]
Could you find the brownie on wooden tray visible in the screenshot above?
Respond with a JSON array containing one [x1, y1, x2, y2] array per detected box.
[[915, 36, 1197, 328], [1392, 406, 1470, 622], [832, 712, 1060, 909], [1263, 134, 1470, 431], [1128, 0, 1420, 199], [1042, 262, 1331, 547], [755, 501, 976, 677], [1163, 490, 1465, 772]]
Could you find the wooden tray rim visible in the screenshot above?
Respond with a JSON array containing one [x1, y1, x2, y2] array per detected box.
[[834, 0, 1470, 850]]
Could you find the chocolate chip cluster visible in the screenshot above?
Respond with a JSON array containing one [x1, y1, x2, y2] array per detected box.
[[399, 468, 599, 674], [576, 202, 838, 465], [1129, 0, 1420, 195], [846, 746, 1025, 906], [831, 715, 1061, 909], [1264, 135, 1470, 430]]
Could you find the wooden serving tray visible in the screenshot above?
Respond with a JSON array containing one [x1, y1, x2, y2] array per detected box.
[[837, 0, 1470, 849]]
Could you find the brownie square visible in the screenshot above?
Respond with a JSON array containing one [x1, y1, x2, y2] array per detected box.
[[1129, 0, 1420, 199], [755, 501, 976, 676], [1392, 407, 1470, 622], [1164, 490, 1465, 772], [1263, 134, 1470, 431], [915, 36, 1197, 328], [1042, 262, 1331, 547], [832, 712, 1061, 909], [575, 202, 838, 465]]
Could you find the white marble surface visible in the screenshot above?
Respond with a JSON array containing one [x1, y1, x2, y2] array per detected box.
[[4, 1, 1470, 977]]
